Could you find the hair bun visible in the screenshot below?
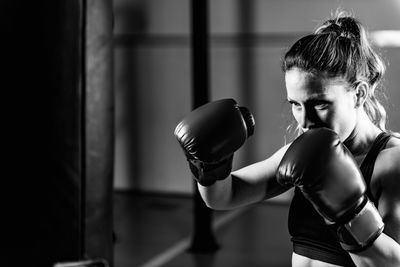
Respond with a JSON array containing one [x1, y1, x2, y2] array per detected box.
[[316, 15, 360, 41]]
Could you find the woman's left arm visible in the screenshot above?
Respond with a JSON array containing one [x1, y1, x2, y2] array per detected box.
[[350, 149, 400, 267]]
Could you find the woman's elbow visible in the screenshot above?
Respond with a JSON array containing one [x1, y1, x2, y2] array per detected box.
[[200, 192, 234, 210], [197, 183, 234, 210], [203, 199, 233, 211]]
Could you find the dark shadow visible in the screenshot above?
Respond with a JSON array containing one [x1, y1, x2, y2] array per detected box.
[[2, 1, 84, 266], [190, 253, 217, 267]]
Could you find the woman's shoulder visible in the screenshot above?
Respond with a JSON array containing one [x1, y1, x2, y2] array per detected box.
[[386, 132, 400, 148], [372, 134, 400, 195], [379, 133, 400, 164]]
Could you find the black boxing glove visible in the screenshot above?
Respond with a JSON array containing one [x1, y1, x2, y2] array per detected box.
[[174, 99, 255, 186], [276, 128, 384, 252]]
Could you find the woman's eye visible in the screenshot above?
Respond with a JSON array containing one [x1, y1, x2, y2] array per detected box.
[[288, 100, 300, 107], [314, 102, 329, 110]]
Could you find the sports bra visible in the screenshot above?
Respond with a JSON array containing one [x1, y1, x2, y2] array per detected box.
[[288, 132, 392, 266]]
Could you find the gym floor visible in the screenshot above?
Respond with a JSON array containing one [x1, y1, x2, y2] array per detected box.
[[113, 192, 292, 267]]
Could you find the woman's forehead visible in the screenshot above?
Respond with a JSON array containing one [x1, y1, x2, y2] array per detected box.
[[285, 68, 348, 95]]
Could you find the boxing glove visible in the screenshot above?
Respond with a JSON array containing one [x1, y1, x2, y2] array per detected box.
[[174, 99, 255, 186], [276, 128, 384, 252]]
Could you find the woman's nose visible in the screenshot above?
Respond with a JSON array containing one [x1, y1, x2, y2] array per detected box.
[[298, 108, 317, 130]]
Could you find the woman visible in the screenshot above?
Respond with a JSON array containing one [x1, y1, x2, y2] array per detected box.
[[175, 12, 400, 266]]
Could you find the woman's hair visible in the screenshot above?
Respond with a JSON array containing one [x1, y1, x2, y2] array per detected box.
[[282, 11, 388, 132]]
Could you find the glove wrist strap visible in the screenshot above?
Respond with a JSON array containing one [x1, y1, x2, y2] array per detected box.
[[188, 155, 233, 186], [336, 198, 384, 252]]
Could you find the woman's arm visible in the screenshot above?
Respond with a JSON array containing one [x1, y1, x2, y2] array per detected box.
[[198, 144, 291, 210], [350, 234, 400, 267], [349, 147, 400, 266]]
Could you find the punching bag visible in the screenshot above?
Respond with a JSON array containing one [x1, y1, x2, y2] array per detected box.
[[3, 0, 84, 266], [84, 0, 114, 264], [2, 1, 114, 266]]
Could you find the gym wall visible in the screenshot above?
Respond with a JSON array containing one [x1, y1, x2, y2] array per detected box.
[[113, 0, 400, 195]]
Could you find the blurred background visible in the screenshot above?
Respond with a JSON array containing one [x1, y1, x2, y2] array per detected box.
[[113, 1, 400, 266], [2, 0, 399, 267], [113, 0, 400, 195]]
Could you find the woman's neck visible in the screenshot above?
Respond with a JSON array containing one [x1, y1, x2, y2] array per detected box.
[[343, 111, 381, 156]]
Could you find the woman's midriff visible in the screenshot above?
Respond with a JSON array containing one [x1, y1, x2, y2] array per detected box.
[[292, 252, 346, 267]]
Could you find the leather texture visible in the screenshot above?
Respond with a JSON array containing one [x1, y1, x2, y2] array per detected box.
[[175, 99, 255, 185]]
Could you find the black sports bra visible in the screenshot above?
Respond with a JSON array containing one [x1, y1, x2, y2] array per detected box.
[[288, 132, 392, 266]]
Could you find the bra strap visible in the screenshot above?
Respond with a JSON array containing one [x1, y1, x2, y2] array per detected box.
[[359, 132, 392, 202]]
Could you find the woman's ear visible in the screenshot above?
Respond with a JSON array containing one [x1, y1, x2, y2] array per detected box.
[[354, 81, 369, 108]]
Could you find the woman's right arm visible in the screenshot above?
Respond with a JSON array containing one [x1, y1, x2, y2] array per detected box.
[[198, 144, 292, 210]]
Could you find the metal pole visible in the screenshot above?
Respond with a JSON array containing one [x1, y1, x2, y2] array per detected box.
[[188, 0, 219, 253]]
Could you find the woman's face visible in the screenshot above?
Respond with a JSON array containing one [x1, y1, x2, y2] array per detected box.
[[285, 68, 358, 141]]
